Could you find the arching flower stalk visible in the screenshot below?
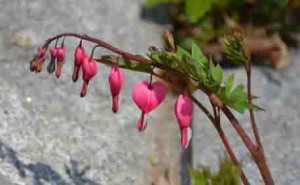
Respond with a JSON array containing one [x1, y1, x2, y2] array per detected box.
[[29, 32, 274, 185]]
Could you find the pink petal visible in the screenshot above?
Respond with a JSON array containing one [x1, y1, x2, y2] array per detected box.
[[137, 112, 148, 131], [109, 65, 124, 97], [175, 93, 193, 129], [82, 56, 98, 81], [112, 95, 119, 113], [132, 81, 167, 113]]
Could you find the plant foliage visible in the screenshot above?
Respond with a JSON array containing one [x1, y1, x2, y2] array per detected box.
[[190, 156, 241, 185], [148, 39, 262, 113]]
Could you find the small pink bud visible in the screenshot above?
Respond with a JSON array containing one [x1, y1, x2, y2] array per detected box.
[[55, 46, 66, 78], [80, 55, 98, 97], [175, 93, 193, 128], [72, 45, 85, 82], [37, 47, 46, 58], [34, 47, 46, 73], [108, 65, 124, 113], [132, 80, 167, 131], [174, 93, 193, 147], [47, 47, 57, 73]]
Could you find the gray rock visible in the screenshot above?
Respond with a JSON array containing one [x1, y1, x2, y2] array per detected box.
[[0, 0, 169, 185]]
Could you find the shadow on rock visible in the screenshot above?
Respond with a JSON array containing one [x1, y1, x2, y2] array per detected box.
[[140, 4, 172, 25], [0, 141, 99, 185]]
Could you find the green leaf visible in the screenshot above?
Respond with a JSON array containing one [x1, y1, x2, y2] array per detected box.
[[225, 74, 234, 98], [210, 64, 223, 85], [149, 53, 160, 62], [145, 0, 180, 8], [233, 101, 249, 113], [185, 0, 214, 22], [177, 46, 192, 59], [190, 156, 240, 185], [249, 104, 265, 112], [192, 42, 201, 61], [96, 56, 152, 74], [230, 85, 246, 100]]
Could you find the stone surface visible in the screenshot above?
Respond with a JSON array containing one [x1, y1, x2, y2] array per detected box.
[[0, 0, 300, 185], [0, 0, 177, 185]]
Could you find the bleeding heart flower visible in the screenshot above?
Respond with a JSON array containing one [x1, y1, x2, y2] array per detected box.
[[174, 93, 193, 148], [47, 47, 57, 73], [179, 127, 192, 148], [55, 46, 66, 78], [72, 45, 85, 82], [108, 64, 124, 113], [30, 47, 46, 73], [132, 80, 167, 131], [38, 47, 46, 57], [80, 55, 98, 97]]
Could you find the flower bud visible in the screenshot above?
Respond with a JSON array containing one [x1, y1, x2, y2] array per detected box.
[[72, 45, 85, 82], [108, 65, 124, 113], [47, 47, 57, 73], [30, 47, 46, 73], [55, 46, 66, 78], [80, 55, 98, 97], [174, 93, 193, 147], [175, 93, 193, 129]]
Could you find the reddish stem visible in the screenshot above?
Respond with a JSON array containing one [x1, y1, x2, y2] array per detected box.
[[189, 94, 249, 185]]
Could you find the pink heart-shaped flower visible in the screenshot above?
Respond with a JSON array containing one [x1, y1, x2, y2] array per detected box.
[[82, 56, 98, 81], [175, 93, 193, 129], [72, 45, 85, 82], [132, 80, 167, 113], [80, 56, 98, 97], [132, 80, 167, 131]]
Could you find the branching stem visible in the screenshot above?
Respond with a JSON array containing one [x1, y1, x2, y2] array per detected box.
[[39, 32, 273, 185]]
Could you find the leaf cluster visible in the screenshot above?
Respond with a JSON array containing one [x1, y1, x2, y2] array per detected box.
[[190, 156, 241, 185], [221, 33, 249, 65], [148, 41, 261, 113]]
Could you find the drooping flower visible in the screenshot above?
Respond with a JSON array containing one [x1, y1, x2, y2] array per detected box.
[[30, 47, 46, 73], [108, 64, 124, 113], [80, 55, 98, 97], [55, 46, 66, 78], [132, 80, 167, 131], [174, 93, 193, 148], [47, 47, 57, 73], [72, 44, 85, 82]]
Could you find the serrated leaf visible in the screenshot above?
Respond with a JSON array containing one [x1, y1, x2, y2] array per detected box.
[[210, 64, 223, 85], [177, 46, 192, 59], [96, 56, 152, 74], [192, 41, 201, 62], [225, 74, 234, 98], [233, 101, 249, 113], [230, 85, 246, 101], [249, 104, 265, 112], [149, 53, 160, 62], [185, 0, 213, 22]]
